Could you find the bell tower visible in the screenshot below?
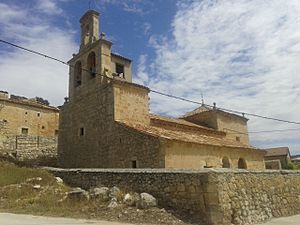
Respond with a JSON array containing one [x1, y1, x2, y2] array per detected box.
[[80, 10, 100, 50]]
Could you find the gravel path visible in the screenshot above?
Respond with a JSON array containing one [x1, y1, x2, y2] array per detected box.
[[0, 213, 133, 225]]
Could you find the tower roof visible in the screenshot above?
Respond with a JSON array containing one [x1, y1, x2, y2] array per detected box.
[[80, 10, 99, 23]]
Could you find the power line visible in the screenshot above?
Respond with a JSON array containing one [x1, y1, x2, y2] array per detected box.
[[1, 38, 300, 125], [224, 127, 300, 135], [150, 90, 300, 125]]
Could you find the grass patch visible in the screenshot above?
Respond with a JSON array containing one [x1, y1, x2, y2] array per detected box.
[[0, 161, 54, 187]]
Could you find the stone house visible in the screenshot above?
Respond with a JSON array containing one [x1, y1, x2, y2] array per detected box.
[[58, 10, 266, 170], [0, 91, 59, 138], [264, 147, 291, 169], [0, 91, 59, 162], [291, 154, 300, 165]]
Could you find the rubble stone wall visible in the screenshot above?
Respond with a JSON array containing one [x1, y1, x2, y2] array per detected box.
[[0, 134, 57, 165], [48, 168, 300, 225], [218, 170, 300, 225]]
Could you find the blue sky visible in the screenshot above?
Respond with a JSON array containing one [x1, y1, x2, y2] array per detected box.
[[0, 0, 299, 154]]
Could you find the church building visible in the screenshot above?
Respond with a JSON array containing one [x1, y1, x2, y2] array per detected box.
[[58, 10, 266, 170]]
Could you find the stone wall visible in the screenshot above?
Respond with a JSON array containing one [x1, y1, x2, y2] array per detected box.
[[219, 170, 300, 225], [265, 160, 281, 170], [58, 80, 163, 168], [0, 98, 59, 137], [49, 168, 212, 225], [163, 140, 266, 170], [48, 168, 300, 225], [0, 134, 57, 166]]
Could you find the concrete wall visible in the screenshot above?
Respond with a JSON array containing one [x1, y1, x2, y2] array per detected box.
[[48, 168, 300, 225], [163, 140, 265, 170]]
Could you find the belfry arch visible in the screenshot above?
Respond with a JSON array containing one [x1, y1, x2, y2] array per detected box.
[[222, 156, 231, 168], [87, 51, 96, 79], [74, 61, 82, 87], [238, 158, 247, 169]]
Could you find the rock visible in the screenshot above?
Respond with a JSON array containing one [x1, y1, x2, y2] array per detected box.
[[108, 197, 118, 208], [33, 185, 41, 189], [109, 186, 122, 201], [67, 187, 89, 201], [26, 177, 42, 183], [90, 187, 110, 201], [55, 177, 63, 184], [123, 193, 138, 206], [137, 193, 157, 209]]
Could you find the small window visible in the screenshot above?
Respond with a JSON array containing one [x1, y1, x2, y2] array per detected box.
[[37, 113, 40, 117], [21, 128, 28, 135], [236, 136, 240, 142], [55, 130, 59, 136], [25, 112, 28, 115], [116, 63, 124, 77], [79, 127, 85, 136], [41, 126, 45, 129], [131, 160, 137, 168]]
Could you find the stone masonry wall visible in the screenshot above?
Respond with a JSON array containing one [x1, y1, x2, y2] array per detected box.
[[0, 134, 57, 165], [49, 168, 212, 225], [0, 98, 59, 137], [218, 170, 300, 225], [58, 80, 163, 168], [48, 168, 300, 225]]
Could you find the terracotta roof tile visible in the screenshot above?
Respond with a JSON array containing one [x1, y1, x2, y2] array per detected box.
[[116, 120, 260, 151], [264, 147, 290, 157], [150, 114, 218, 132], [0, 98, 59, 112], [180, 105, 248, 121]]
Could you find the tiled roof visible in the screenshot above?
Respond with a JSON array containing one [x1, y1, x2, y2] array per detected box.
[[264, 147, 290, 157], [0, 98, 59, 112], [112, 78, 149, 91], [150, 114, 224, 136], [111, 52, 132, 62], [116, 120, 260, 150], [181, 105, 211, 118], [180, 105, 248, 121]]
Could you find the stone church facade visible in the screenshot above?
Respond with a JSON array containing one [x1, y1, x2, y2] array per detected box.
[[58, 10, 265, 169]]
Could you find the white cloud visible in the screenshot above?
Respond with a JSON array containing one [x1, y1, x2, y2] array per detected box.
[[36, 0, 63, 15], [143, 22, 151, 35], [0, 2, 77, 106], [138, 0, 300, 154], [95, 0, 152, 15]]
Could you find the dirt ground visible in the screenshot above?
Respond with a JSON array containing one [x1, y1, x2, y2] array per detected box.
[[0, 161, 200, 225]]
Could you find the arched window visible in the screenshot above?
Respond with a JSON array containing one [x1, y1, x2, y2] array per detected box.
[[74, 61, 82, 87], [222, 157, 231, 168], [238, 158, 247, 169], [87, 51, 96, 79]]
